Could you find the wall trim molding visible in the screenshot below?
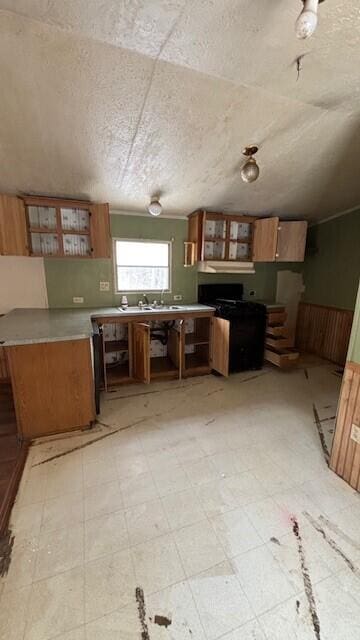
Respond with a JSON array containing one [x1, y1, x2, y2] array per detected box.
[[110, 208, 188, 220], [309, 204, 360, 228]]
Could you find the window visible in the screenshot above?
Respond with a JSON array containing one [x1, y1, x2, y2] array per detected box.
[[114, 239, 171, 293]]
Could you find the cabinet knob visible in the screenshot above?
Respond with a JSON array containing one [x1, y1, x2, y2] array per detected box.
[[275, 253, 279, 258]]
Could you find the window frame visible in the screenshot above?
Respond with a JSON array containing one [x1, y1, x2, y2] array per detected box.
[[112, 237, 172, 294]]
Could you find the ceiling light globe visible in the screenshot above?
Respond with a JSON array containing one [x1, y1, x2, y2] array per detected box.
[[148, 199, 162, 216], [295, 10, 318, 38], [241, 158, 259, 183], [295, 0, 319, 39]]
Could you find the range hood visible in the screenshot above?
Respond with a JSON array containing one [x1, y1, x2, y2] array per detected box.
[[197, 261, 255, 274]]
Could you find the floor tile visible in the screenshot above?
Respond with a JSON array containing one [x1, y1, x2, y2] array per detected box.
[[83, 458, 118, 489], [243, 497, 293, 542], [1, 535, 38, 592], [34, 523, 84, 581], [146, 581, 206, 639], [9, 502, 43, 541], [84, 549, 136, 623], [258, 593, 315, 639], [116, 453, 149, 481], [53, 627, 85, 640], [120, 471, 158, 507], [189, 560, 254, 640], [45, 459, 83, 500], [131, 533, 185, 594], [84, 480, 123, 520], [184, 458, 218, 487], [85, 603, 140, 640], [125, 498, 169, 546], [0, 585, 31, 640], [41, 491, 84, 533], [174, 520, 226, 577], [315, 574, 360, 640], [85, 510, 129, 561], [162, 488, 206, 531], [221, 619, 266, 640], [210, 507, 263, 558], [153, 465, 191, 497], [25, 566, 84, 640], [232, 545, 296, 615]]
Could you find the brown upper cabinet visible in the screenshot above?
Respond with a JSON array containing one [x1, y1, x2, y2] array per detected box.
[[0, 195, 29, 256], [187, 210, 255, 264], [23, 196, 111, 259], [0, 194, 111, 258], [253, 217, 307, 262], [187, 210, 307, 264]]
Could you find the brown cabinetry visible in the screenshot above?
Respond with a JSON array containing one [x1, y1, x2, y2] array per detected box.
[[265, 306, 299, 368], [187, 210, 254, 264], [6, 338, 95, 439], [98, 311, 230, 388], [23, 196, 110, 259], [253, 217, 307, 262], [0, 193, 110, 258], [0, 195, 28, 256]]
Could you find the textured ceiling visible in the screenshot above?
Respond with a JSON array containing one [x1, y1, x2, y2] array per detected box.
[[0, 1, 360, 221]]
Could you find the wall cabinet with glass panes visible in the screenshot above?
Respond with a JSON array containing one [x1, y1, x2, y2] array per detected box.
[[23, 196, 110, 258], [187, 210, 255, 263]]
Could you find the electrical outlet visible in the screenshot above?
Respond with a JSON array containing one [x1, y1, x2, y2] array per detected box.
[[350, 423, 360, 444], [99, 281, 110, 292], [249, 290, 256, 297], [73, 297, 84, 304], [173, 294, 182, 301]]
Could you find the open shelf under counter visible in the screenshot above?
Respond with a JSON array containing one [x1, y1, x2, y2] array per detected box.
[[105, 362, 131, 385], [185, 333, 210, 346], [104, 340, 129, 353], [150, 356, 179, 380]]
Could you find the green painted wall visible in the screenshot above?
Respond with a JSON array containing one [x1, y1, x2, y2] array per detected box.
[[45, 215, 197, 308], [44, 214, 301, 308], [302, 209, 360, 310], [347, 281, 360, 363]]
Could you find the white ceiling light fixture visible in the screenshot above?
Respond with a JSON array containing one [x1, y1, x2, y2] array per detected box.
[[147, 197, 162, 217], [241, 145, 260, 184], [295, 0, 324, 40]]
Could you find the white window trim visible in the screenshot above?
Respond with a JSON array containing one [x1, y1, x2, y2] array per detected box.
[[112, 237, 172, 294]]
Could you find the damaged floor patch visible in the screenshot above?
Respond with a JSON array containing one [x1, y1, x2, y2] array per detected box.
[[291, 516, 321, 640], [0, 528, 14, 578], [312, 403, 330, 464], [154, 615, 172, 628], [136, 587, 150, 640], [304, 511, 359, 575]]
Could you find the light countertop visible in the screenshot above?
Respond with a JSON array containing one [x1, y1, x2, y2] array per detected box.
[[0, 305, 215, 346]]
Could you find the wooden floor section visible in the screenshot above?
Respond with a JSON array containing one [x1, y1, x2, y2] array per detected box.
[[0, 383, 28, 534]]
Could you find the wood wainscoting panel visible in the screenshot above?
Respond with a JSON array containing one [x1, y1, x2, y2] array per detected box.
[[330, 361, 360, 491], [0, 346, 9, 381], [296, 302, 354, 365]]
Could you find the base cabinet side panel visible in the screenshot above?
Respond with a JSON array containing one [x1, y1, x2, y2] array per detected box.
[[6, 339, 95, 439], [330, 361, 360, 492]]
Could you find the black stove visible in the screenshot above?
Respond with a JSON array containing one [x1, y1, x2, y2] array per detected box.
[[198, 284, 266, 372]]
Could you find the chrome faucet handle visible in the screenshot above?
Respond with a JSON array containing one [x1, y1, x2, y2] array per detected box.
[[138, 300, 143, 308]]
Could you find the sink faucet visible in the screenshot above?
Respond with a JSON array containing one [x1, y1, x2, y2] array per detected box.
[[143, 293, 150, 305]]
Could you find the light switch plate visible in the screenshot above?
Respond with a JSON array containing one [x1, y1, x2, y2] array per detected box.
[[350, 423, 360, 445], [174, 294, 182, 301], [73, 297, 84, 304], [99, 281, 110, 291]]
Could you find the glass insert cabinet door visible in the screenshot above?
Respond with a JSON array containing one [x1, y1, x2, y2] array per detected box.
[[204, 215, 226, 260], [25, 199, 92, 257], [202, 213, 253, 261]]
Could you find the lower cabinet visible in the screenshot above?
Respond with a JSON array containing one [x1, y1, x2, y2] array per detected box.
[[100, 314, 229, 388], [6, 338, 95, 439]]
